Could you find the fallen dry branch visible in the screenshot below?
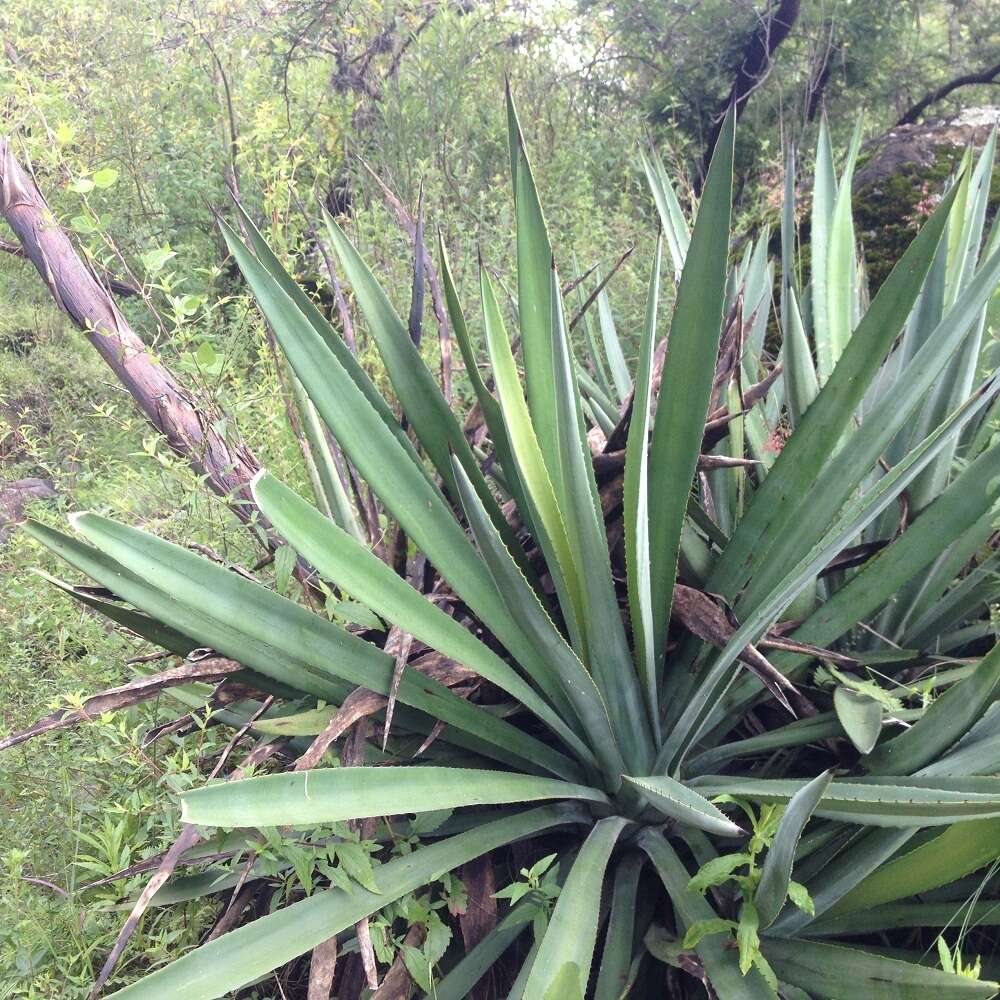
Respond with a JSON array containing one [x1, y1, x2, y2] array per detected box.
[[672, 584, 814, 717], [0, 140, 265, 528], [294, 652, 475, 771], [0, 236, 139, 296], [0, 657, 243, 751]]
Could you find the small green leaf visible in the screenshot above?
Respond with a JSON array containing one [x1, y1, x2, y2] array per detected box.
[[273, 544, 296, 596], [737, 901, 761, 975], [329, 599, 383, 630], [834, 687, 884, 755], [786, 881, 814, 916], [142, 246, 177, 273], [687, 854, 753, 894], [681, 918, 736, 950], [91, 166, 119, 188]]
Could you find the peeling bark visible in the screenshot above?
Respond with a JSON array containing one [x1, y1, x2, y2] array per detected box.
[[0, 139, 264, 533]]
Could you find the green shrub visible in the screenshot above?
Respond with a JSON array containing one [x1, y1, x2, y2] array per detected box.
[[15, 96, 1000, 999]]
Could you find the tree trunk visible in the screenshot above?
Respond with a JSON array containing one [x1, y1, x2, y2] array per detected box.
[[0, 138, 267, 538], [699, 0, 802, 182], [895, 59, 1000, 126]]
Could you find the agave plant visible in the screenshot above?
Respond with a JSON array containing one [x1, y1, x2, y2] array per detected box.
[[12, 94, 1000, 999]]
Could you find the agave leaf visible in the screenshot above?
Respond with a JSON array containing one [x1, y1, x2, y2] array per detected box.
[[834, 687, 883, 755], [252, 471, 596, 769], [228, 202, 420, 464], [594, 853, 645, 1000], [639, 144, 690, 277], [738, 233, 1000, 616], [793, 439, 1000, 661], [779, 143, 797, 334], [452, 457, 625, 788], [922, 715, 1000, 779], [804, 900, 1000, 937], [905, 548, 1000, 649], [640, 831, 776, 998], [662, 375, 999, 770], [506, 86, 563, 496], [900, 505, 999, 642], [26, 521, 352, 705], [623, 775, 743, 837], [478, 262, 585, 652], [546, 265, 652, 768], [220, 219, 580, 731], [865, 642, 1000, 774], [759, 938, 997, 999], [290, 378, 364, 541], [251, 705, 338, 736], [646, 105, 735, 666], [521, 817, 629, 1000], [68, 512, 580, 780], [105, 805, 582, 1000], [35, 569, 197, 657], [707, 176, 962, 604], [322, 212, 511, 541], [911, 136, 998, 507], [782, 287, 818, 427], [827, 817, 1000, 917], [770, 827, 918, 937], [596, 281, 632, 401], [754, 770, 832, 927], [438, 233, 534, 535], [572, 256, 615, 402], [824, 117, 863, 370], [690, 775, 1000, 826], [624, 236, 664, 738], [810, 115, 839, 382], [180, 767, 608, 828], [428, 895, 542, 1000], [706, 437, 1000, 732], [686, 711, 906, 776]]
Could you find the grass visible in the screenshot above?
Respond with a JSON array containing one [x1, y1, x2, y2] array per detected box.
[[0, 319, 257, 996]]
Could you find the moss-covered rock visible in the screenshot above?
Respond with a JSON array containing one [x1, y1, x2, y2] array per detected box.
[[853, 107, 1000, 289]]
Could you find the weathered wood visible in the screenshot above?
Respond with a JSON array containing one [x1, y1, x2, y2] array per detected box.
[[0, 138, 266, 534]]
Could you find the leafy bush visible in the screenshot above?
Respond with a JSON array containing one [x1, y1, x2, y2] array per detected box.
[[13, 95, 1000, 999]]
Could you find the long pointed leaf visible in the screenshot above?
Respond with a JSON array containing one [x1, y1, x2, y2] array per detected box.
[[646, 106, 735, 665], [180, 767, 607, 828], [106, 805, 582, 1000], [522, 817, 629, 1000]]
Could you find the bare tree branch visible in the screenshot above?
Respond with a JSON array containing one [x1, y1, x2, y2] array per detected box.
[[700, 0, 802, 181], [895, 58, 1000, 127], [0, 138, 305, 570], [1, 235, 139, 297]]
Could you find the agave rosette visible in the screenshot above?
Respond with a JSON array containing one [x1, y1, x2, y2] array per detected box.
[[16, 98, 1000, 998]]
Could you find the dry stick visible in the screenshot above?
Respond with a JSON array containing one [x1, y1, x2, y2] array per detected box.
[[0, 657, 244, 752], [0, 139, 291, 562], [342, 720, 380, 993], [89, 824, 203, 998], [204, 882, 256, 944], [308, 935, 339, 1000], [357, 157, 453, 401], [567, 244, 635, 331], [370, 923, 425, 999], [382, 628, 414, 751], [459, 854, 497, 1000], [294, 653, 475, 772], [88, 736, 283, 997]]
